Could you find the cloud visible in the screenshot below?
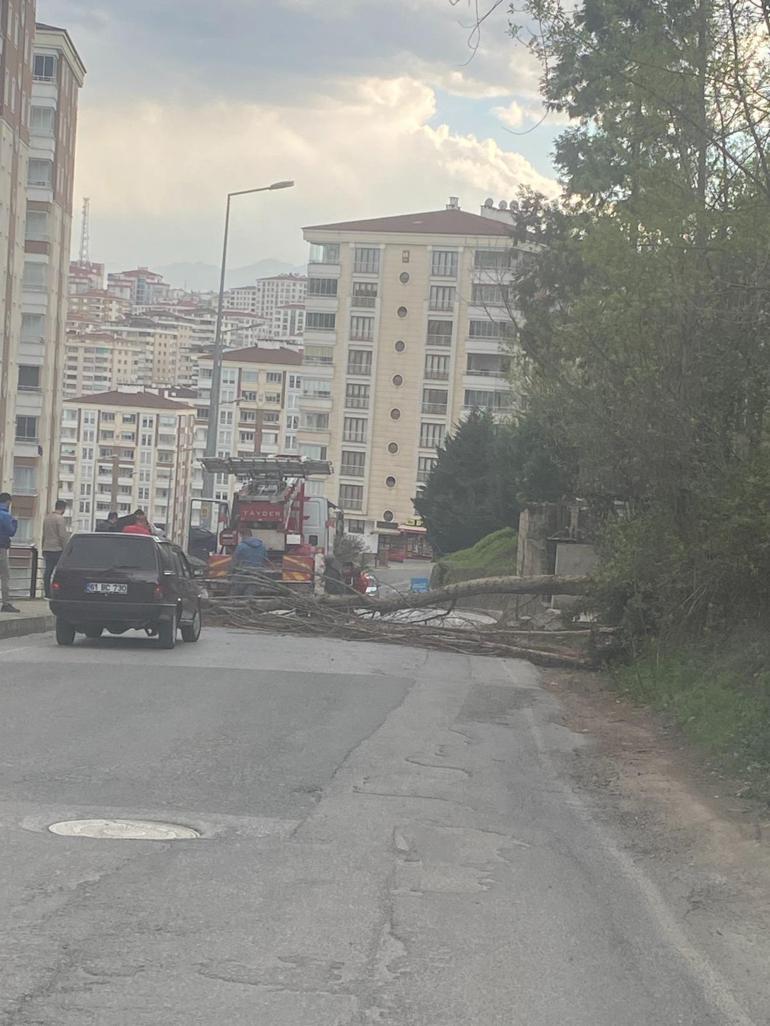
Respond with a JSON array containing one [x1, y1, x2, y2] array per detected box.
[[75, 76, 556, 267], [493, 100, 526, 128]]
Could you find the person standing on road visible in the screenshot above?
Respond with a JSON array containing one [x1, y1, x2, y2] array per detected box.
[[0, 492, 19, 613], [41, 500, 70, 599]]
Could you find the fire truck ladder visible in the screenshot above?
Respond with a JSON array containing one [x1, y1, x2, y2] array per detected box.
[[200, 456, 333, 480]]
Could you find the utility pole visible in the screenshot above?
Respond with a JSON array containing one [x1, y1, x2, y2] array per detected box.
[[201, 180, 294, 516]]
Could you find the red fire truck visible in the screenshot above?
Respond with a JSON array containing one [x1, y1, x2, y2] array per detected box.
[[200, 456, 339, 589]]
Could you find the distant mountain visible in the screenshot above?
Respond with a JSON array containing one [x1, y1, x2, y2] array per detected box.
[[156, 259, 306, 292]]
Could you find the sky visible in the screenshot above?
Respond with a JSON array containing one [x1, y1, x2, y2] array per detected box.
[[38, 0, 564, 271]]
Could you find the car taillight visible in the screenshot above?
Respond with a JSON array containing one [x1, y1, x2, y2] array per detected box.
[[51, 580, 62, 592], [153, 584, 163, 600]]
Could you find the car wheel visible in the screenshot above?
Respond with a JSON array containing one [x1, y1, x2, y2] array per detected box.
[[180, 606, 202, 643], [157, 613, 176, 650], [84, 626, 103, 639], [55, 618, 76, 646]]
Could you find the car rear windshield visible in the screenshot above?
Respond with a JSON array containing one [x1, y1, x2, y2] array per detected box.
[[58, 535, 158, 571]]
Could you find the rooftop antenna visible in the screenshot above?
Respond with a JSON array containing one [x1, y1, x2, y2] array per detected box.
[[79, 196, 90, 264]]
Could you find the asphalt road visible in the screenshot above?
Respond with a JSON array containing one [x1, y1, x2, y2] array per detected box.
[[0, 626, 762, 1025]]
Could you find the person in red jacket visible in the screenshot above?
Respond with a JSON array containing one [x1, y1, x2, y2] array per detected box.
[[122, 510, 152, 536]]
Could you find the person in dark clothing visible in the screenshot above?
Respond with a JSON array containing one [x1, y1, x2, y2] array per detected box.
[[0, 492, 19, 613]]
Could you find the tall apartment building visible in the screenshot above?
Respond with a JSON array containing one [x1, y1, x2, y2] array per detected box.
[[63, 331, 153, 398], [225, 273, 306, 318], [300, 200, 519, 555], [192, 345, 302, 504], [68, 288, 129, 322], [0, 14, 85, 543], [59, 390, 195, 543]]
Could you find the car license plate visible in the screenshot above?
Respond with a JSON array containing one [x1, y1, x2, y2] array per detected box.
[[86, 583, 128, 595]]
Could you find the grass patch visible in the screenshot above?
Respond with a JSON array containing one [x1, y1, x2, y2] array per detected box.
[[614, 634, 770, 798], [441, 528, 518, 572]]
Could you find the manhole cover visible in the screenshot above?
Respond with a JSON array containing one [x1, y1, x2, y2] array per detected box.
[[48, 819, 200, 840]]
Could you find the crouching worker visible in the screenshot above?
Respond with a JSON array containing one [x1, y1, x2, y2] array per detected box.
[[231, 527, 268, 596]]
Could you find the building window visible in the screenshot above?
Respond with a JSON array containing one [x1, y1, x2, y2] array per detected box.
[[17, 365, 40, 391], [30, 105, 55, 135], [345, 383, 370, 409], [21, 313, 44, 341], [425, 354, 450, 380], [353, 247, 380, 275], [388, 442, 399, 454], [300, 412, 330, 432], [342, 417, 367, 443], [390, 408, 401, 420], [307, 277, 338, 297], [399, 272, 410, 284], [417, 455, 438, 483], [309, 242, 340, 264], [27, 158, 53, 188], [474, 249, 513, 269], [431, 251, 458, 278], [468, 318, 514, 340], [397, 306, 407, 318], [305, 311, 336, 331], [266, 371, 283, 384], [423, 388, 448, 415], [25, 208, 48, 242], [300, 443, 328, 460], [429, 286, 455, 312], [352, 281, 377, 308], [464, 389, 513, 411], [420, 422, 446, 449], [33, 54, 57, 82], [350, 315, 373, 341], [302, 378, 332, 398], [347, 518, 366, 534], [22, 260, 47, 290], [385, 476, 396, 488], [394, 340, 406, 353], [15, 415, 38, 441], [392, 374, 403, 387], [347, 349, 372, 376], [472, 283, 509, 307], [340, 450, 366, 477], [13, 465, 36, 495], [426, 319, 453, 347], [339, 484, 364, 511]]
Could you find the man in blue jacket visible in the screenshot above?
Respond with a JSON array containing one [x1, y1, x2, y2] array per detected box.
[[0, 492, 19, 613], [231, 527, 268, 596]]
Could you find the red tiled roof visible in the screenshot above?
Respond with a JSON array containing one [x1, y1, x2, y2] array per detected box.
[[66, 390, 195, 411], [202, 346, 302, 366], [304, 208, 512, 237]]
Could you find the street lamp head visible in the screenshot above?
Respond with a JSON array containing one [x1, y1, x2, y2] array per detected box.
[[269, 180, 295, 190]]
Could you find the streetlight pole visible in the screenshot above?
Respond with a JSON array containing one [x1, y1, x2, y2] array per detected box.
[[201, 180, 294, 516]]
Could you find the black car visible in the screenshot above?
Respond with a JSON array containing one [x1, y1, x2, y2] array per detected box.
[[49, 532, 205, 649]]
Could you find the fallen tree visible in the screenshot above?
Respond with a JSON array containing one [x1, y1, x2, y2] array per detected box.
[[205, 573, 597, 668]]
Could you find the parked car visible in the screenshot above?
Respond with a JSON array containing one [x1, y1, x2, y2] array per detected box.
[[49, 532, 205, 649]]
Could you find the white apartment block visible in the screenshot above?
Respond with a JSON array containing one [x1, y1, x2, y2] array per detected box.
[[192, 345, 302, 504], [225, 274, 306, 334], [67, 288, 129, 323], [300, 200, 521, 556], [59, 391, 195, 544], [63, 331, 153, 398], [0, 13, 85, 544]]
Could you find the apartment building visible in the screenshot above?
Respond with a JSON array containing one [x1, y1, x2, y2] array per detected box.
[[63, 331, 153, 398], [68, 258, 103, 293], [68, 287, 129, 323], [225, 273, 306, 319], [107, 267, 169, 307], [300, 200, 519, 555], [192, 345, 302, 504], [0, 17, 85, 543], [59, 390, 195, 544]]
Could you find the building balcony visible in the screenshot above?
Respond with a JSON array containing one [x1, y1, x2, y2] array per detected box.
[[303, 355, 334, 367], [339, 464, 366, 478], [351, 296, 376, 309], [422, 403, 448, 416], [426, 334, 452, 348], [424, 369, 449, 381], [344, 397, 369, 411]]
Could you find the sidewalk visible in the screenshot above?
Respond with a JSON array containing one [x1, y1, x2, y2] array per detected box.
[[0, 599, 53, 641]]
